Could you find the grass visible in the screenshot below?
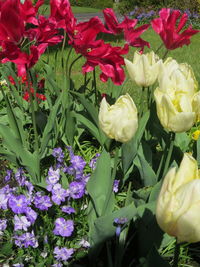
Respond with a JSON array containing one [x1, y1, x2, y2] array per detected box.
[[37, 29, 200, 108], [39, 4, 100, 16]]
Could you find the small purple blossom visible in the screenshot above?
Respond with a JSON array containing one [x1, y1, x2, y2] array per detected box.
[[51, 184, 68, 205], [53, 246, 74, 261], [53, 218, 74, 237], [61, 206, 75, 214], [89, 153, 100, 170], [34, 193, 52, 210], [79, 239, 90, 248], [52, 147, 64, 163], [47, 167, 60, 186], [68, 181, 85, 199], [0, 193, 8, 210], [13, 264, 24, 267], [14, 231, 38, 248], [113, 180, 120, 193], [4, 169, 12, 183], [14, 215, 31, 231], [114, 217, 128, 237], [15, 168, 26, 186], [0, 219, 7, 231], [8, 194, 29, 214], [51, 263, 63, 267], [25, 207, 38, 224]]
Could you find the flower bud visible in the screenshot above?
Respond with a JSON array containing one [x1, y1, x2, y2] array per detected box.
[[156, 153, 200, 243], [98, 94, 138, 143], [125, 51, 162, 87]]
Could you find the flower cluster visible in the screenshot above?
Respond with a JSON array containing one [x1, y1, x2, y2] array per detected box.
[[0, 146, 99, 266]]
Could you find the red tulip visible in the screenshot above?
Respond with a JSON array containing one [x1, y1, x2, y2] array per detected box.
[[151, 8, 199, 50], [103, 8, 122, 35]]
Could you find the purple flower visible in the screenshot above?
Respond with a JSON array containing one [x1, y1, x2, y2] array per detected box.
[[15, 168, 26, 186], [67, 147, 86, 179], [25, 181, 34, 195], [0, 219, 7, 231], [89, 153, 100, 170], [53, 246, 74, 261], [61, 206, 75, 214], [53, 218, 74, 237], [113, 180, 119, 193], [52, 147, 64, 163], [14, 231, 38, 248], [8, 194, 29, 214], [25, 207, 38, 224], [51, 263, 63, 267], [79, 239, 90, 248], [114, 217, 128, 237], [14, 215, 31, 231], [46, 167, 60, 187], [0, 193, 8, 210], [51, 184, 68, 205], [13, 264, 24, 267], [34, 193, 52, 210], [68, 181, 85, 199], [114, 217, 128, 225], [4, 169, 12, 183]]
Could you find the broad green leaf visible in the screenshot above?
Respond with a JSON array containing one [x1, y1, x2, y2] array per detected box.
[[75, 113, 103, 146], [70, 91, 99, 126], [87, 150, 114, 217], [175, 132, 190, 152], [89, 202, 137, 247], [134, 144, 157, 186], [0, 124, 40, 183], [146, 246, 171, 267], [122, 111, 150, 174]]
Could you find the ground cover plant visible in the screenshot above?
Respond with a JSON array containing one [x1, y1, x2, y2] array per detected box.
[[0, 0, 200, 266]]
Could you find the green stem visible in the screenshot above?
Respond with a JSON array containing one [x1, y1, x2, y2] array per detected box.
[[172, 240, 180, 267], [61, 31, 67, 71], [27, 71, 39, 153], [155, 43, 164, 54], [163, 132, 175, 177], [66, 46, 73, 77], [139, 86, 145, 118], [162, 49, 169, 60], [68, 54, 82, 78], [93, 68, 98, 106]]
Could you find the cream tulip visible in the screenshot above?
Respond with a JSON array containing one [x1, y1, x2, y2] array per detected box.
[[154, 58, 199, 132], [98, 94, 138, 143], [125, 51, 162, 87], [156, 153, 200, 243]]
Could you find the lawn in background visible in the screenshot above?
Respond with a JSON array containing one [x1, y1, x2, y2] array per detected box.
[[39, 4, 100, 16], [38, 29, 200, 107]]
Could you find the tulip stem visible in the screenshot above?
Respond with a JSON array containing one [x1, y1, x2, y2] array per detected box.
[[162, 49, 169, 60], [93, 69, 98, 106], [172, 241, 180, 267], [163, 132, 175, 177]]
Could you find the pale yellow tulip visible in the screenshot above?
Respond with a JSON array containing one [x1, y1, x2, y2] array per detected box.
[[125, 51, 162, 87], [98, 94, 138, 143], [156, 153, 200, 243], [154, 58, 199, 132]]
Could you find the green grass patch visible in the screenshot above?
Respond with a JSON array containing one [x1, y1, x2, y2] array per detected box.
[[38, 29, 200, 108], [39, 4, 100, 16]]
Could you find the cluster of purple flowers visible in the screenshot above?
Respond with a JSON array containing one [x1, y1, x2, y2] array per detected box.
[[0, 146, 97, 266]]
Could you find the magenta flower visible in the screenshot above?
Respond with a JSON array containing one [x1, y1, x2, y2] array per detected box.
[[53, 218, 74, 237], [151, 8, 199, 50]]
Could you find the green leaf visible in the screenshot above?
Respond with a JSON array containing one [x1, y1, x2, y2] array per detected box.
[[122, 111, 150, 174], [75, 113, 103, 146], [87, 150, 114, 217], [146, 246, 171, 267], [0, 124, 40, 183], [0, 242, 12, 256], [63, 109, 76, 146], [89, 202, 137, 247], [134, 144, 157, 186], [197, 138, 200, 167], [175, 132, 190, 152], [70, 91, 99, 126]]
